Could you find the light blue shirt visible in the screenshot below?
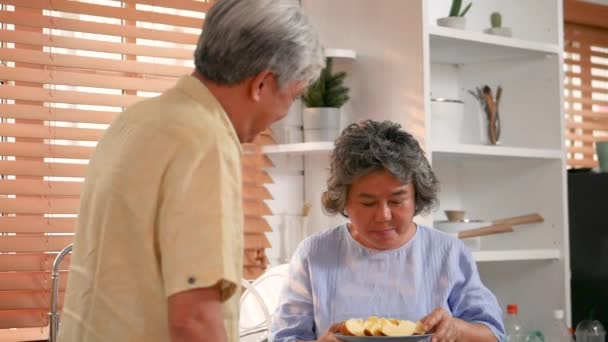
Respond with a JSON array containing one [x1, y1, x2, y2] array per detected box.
[[270, 224, 505, 342]]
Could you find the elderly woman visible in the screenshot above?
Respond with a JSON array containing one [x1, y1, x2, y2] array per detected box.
[[270, 120, 504, 342]]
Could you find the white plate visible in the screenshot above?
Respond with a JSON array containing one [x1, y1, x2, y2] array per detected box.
[[335, 334, 433, 342], [433, 219, 491, 233]]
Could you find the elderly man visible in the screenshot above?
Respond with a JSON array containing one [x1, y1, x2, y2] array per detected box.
[[58, 1, 324, 341]]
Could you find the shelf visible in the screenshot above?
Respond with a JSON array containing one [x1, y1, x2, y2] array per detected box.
[[429, 26, 560, 64], [324, 48, 357, 60], [472, 249, 560, 262], [431, 143, 563, 160], [262, 142, 334, 155]]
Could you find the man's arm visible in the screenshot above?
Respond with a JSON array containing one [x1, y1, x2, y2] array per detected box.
[[168, 284, 227, 342]]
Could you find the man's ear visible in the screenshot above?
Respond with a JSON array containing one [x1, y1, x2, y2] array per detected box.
[[249, 70, 275, 102]]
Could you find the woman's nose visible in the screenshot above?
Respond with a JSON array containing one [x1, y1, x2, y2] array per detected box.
[[375, 202, 392, 221]]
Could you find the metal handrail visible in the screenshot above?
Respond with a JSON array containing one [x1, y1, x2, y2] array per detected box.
[[48, 243, 73, 342]]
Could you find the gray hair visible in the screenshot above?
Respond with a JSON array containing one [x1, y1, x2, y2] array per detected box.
[[194, 0, 325, 87], [322, 120, 439, 217]]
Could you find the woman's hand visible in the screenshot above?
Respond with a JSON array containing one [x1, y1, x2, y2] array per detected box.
[[312, 322, 346, 342], [421, 308, 462, 342]]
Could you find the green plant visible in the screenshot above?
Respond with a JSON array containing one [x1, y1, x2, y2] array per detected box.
[[301, 57, 349, 108], [490, 12, 502, 28], [449, 0, 472, 17]]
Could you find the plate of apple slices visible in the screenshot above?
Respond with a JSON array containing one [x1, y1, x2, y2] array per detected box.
[[335, 316, 432, 341]]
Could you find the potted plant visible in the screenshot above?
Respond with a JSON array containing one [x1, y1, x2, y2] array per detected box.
[[437, 0, 472, 30], [301, 57, 350, 142], [484, 12, 512, 37]]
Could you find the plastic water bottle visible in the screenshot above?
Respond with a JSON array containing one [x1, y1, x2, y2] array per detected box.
[[546, 310, 573, 342], [504, 304, 527, 342]]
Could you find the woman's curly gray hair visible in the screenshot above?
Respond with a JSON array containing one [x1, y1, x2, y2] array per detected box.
[[322, 120, 439, 217]]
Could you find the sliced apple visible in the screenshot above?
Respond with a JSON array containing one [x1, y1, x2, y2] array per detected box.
[[342, 318, 366, 336]]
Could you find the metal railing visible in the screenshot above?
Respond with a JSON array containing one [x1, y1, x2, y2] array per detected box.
[[48, 243, 73, 342]]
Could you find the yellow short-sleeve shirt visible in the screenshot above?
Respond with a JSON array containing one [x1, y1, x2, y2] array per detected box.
[[58, 75, 243, 342]]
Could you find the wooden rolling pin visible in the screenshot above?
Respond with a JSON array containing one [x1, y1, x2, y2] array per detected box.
[[457, 223, 514, 239], [493, 213, 544, 226]]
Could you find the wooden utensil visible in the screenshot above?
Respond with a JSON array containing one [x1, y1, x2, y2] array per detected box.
[[457, 223, 514, 239], [492, 213, 544, 226]]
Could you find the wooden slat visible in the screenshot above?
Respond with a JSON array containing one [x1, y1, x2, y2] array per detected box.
[[241, 155, 274, 169], [242, 170, 274, 185], [0, 179, 82, 197], [565, 96, 608, 107], [0, 198, 80, 214], [0, 253, 70, 272], [0, 309, 49, 329], [566, 132, 606, 143], [117, 0, 213, 13], [565, 109, 608, 121], [3, 0, 204, 29], [0, 236, 74, 253], [565, 84, 608, 95], [569, 158, 598, 168], [242, 185, 272, 201], [0, 123, 104, 142], [0, 160, 88, 177], [0, 271, 68, 291], [0, 48, 191, 78], [0, 10, 199, 45], [566, 120, 608, 131], [244, 234, 271, 250], [0, 142, 94, 160], [243, 200, 272, 217], [568, 146, 596, 155], [564, 0, 608, 30], [0, 104, 118, 124], [0, 85, 141, 108], [0, 217, 76, 234], [0, 290, 64, 310], [0, 66, 174, 93], [243, 217, 272, 234], [565, 71, 608, 83], [0, 30, 193, 61]]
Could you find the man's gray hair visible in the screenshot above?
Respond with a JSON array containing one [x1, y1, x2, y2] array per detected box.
[[194, 0, 325, 87], [322, 120, 439, 217]]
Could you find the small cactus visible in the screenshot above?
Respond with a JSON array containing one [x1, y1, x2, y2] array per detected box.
[[490, 12, 502, 28]]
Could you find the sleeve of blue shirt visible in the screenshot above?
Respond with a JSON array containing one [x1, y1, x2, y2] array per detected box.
[[448, 242, 506, 341], [270, 241, 316, 342]]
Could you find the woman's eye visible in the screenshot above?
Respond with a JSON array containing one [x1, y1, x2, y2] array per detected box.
[[361, 202, 375, 207]]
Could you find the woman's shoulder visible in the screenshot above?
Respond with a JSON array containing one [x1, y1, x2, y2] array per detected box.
[[417, 225, 467, 254], [294, 224, 345, 258]]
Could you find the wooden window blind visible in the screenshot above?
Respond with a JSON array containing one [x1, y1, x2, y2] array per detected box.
[[0, 0, 273, 339], [564, 0, 608, 168]]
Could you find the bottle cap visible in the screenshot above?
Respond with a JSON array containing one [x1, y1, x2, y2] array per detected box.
[[507, 304, 518, 314]]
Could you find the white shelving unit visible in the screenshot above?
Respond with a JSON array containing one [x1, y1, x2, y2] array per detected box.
[[324, 48, 357, 60], [425, 0, 569, 334], [429, 26, 560, 64], [473, 249, 561, 263], [262, 142, 333, 155]]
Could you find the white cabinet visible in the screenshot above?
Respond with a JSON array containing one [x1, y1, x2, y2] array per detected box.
[[264, 0, 570, 335]]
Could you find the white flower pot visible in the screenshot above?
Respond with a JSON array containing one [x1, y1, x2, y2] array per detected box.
[[302, 107, 341, 142], [436, 16, 466, 30], [484, 27, 512, 37]]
